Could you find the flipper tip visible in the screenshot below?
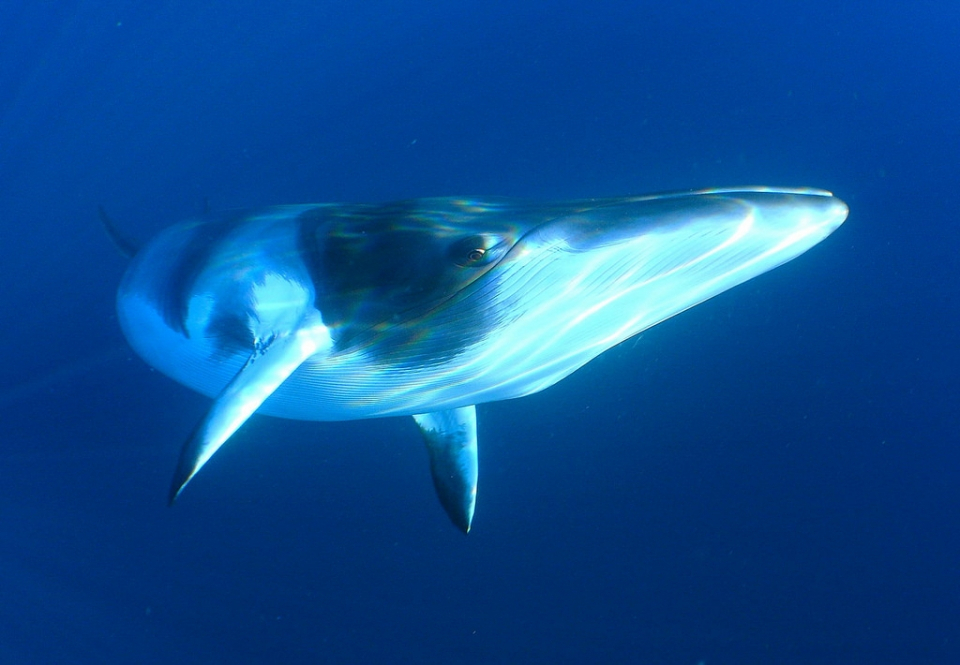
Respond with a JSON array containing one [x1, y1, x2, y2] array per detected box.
[[167, 462, 194, 506], [450, 507, 474, 534], [413, 407, 479, 534]]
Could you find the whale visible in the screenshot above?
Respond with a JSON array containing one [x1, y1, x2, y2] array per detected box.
[[116, 187, 848, 532]]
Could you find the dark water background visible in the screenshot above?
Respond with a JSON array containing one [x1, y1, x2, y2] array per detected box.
[[1, 1, 958, 663]]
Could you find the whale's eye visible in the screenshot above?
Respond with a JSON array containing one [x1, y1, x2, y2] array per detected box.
[[450, 235, 501, 267]]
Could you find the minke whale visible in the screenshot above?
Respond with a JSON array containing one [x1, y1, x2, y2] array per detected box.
[[116, 187, 848, 532]]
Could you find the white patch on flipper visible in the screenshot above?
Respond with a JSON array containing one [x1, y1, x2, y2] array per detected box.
[[252, 274, 314, 340]]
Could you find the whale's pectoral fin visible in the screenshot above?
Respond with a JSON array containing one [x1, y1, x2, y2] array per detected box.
[[169, 314, 329, 504], [413, 406, 478, 533]]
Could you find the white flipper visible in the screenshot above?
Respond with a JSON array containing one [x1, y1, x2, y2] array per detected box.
[[169, 313, 329, 503], [413, 406, 478, 533]]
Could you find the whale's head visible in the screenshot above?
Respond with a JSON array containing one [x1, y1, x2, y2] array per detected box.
[[342, 188, 848, 405]]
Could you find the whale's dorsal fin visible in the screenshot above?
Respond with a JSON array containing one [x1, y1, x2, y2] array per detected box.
[[100, 198, 212, 259], [414, 406, 478, 533], [98, 206, 142, 258]]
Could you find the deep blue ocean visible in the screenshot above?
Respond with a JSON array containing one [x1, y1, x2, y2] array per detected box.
[[1, 2, 957, 663]]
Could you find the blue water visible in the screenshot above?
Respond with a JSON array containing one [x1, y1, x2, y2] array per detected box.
[[1, 2, 958, 662]]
